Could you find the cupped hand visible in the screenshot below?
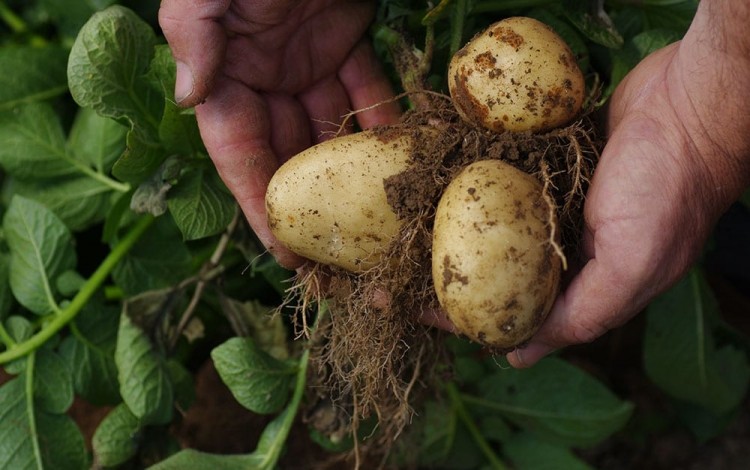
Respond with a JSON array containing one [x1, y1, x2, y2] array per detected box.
[[508, 27, 750, 367], [159, 0, 401, 268]]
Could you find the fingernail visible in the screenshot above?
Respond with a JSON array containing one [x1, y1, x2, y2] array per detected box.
[[513, 349, 527, 368], [175, 60, 194, 103]]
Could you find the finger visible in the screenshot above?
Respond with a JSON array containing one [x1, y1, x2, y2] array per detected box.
[[196, 74, 305, 269], [339, 41, 402, 129], [265, 92, 313, 163], [158, 0, 230, 106], [297, 76, 354, 143]]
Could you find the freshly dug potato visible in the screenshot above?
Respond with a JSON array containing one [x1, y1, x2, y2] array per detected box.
[[432, 159, 561, 349], [448, 17, 585, 133], [266, 127, 416, 272]]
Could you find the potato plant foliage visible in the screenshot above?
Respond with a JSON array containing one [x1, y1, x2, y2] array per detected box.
[[0, 1, 748, 469]]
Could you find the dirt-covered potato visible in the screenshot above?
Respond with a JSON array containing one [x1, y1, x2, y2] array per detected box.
[[448, 17, 585, 133], [432, 159, 561, 349], [265, 127, 416, 272]]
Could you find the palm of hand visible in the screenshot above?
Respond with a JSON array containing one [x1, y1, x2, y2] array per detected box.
[[508, 43, 719, 366], [160, 0, 400, 267]]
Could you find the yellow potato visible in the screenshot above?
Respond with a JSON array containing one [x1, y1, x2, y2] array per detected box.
[[432, 159, 561, 349], [448, 17, 585, 133], [265, 127, 415, 272]]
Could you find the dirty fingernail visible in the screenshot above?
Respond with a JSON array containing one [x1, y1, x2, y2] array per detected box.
[[175, 60, 194, 103]]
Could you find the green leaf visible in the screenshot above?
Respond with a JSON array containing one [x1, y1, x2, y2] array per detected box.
[[5, 176, 114, 232], [0, 254, 14, 319], [211, 337, 296, 414], [33, 348, 74, 414], [147, 45, 205, 155], [476, 357, 634, 446], [115, 312, 174, 425], [563, 0, 624, 48], [111, 215, 192, 296], [0, 46, 68, 109], [39, 0, 116, 39], [4, 315, 33, 343], [166, 360, 195, 411], [504, 432, 594, 470], [0, 102, 77, 179], [0, 360, 87, 470], [59, 302, 121, 405], [68, 5, 165, 183], [92, 403, 143, 468], [644, 269, 750, 414], [217, 297, 290, 360], [67, 5, 161, 131], [151, 348, 310, 470], [168, 168, 236, 240], [4, 196, 76, 315], [68, 107, 128, 173]]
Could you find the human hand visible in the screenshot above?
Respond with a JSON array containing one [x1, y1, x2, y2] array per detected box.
[[158, 0, 401, 268], [507, 2, 750, 367]]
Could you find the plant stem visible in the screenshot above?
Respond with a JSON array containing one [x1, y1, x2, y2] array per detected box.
[[0, 320, 16, 348], [0, 1, 27, 33], [25, 352, 44, 470], [446, 382, 508, 470], [0, 215, 154, 365], [450, 0, 468, 57]]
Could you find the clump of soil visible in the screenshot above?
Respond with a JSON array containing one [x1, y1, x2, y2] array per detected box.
[[286, 92, 602, 464]]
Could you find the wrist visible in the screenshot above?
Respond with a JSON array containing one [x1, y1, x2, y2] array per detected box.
[[671, 1, 750, 209]]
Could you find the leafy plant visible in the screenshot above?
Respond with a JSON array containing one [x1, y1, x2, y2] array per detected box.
[[0, 0, 748, 469]]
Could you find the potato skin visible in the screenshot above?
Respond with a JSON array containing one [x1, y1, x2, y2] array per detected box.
[[448, 17, 584, 133], [432, 159, 561, 349], [265, 128, 414, 272]]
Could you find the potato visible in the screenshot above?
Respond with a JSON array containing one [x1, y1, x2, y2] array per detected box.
[[432, 159, 561, 349], [265, 127, 416, 272], [448, 17, 584, 133]]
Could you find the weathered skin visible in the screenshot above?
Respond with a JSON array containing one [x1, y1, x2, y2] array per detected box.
[[432, 159, 561, 349]]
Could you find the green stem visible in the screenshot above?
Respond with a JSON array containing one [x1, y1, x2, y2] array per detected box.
[[0, 320, 16, 348], [0, 216, 154, 365], [450, 0, 468, 57], [446, 382, 508, 470], [0, 1, 27, 33], [25, 352, 43, 470]]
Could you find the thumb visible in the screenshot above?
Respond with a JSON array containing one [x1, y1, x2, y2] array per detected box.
[[158, 0, 230, 107]]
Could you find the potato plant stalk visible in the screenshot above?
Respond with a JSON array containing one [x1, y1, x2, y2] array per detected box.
[[0, 215, 155, 364]]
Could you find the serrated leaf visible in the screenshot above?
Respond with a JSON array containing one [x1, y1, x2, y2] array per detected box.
[[477, 357, 634, 446], [504, 432, 594, 470], [0, 46, 68, 109], [68, 5, 165, 183], [168, 168, 236, 240], [92, 403, 143, 468], [59, 302, 121, 405], [644, 269, 750, 414], [211, 337, 296, 414], [4, 196, 76, 315], [33, 349, 74, 414], [111, 215, 192, 296], [0, 103, 77, 179], [115, 312, 174, 425], [0, 360, 87, 470]]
